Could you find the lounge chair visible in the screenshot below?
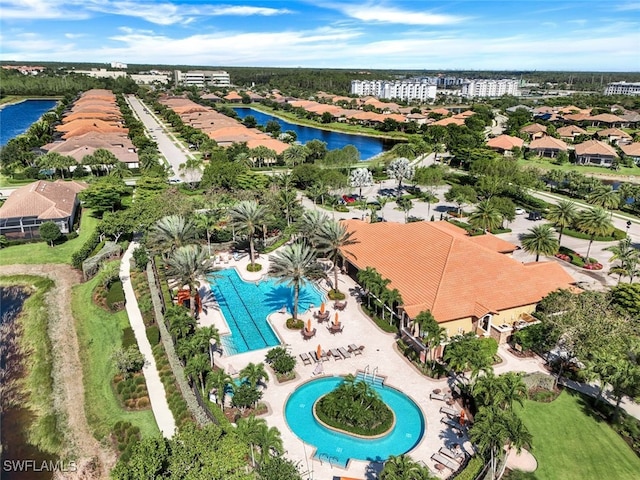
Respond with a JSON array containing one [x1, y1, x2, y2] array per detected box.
[[439, 446, 463, 461], [431, 453, 459, 471], [338, 347, 351, 358], [299, 352, 312, 366], [441, 418, 462, 431], [430, 392, 450, 401], [312, 362, 324, 376], [440, 406, 458, 417], [329, 348, 343, 360]]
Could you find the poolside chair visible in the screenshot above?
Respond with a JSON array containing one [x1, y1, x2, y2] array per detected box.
[[299, 352, 312, 366], [440, 406, 458, 417], [329, 348, 343, 360], [312, 362, 324, 376], [338, 347, 351, 359], [431, 453, 459, 471], [441, 418, 462, 431], [348, 344, 363, 355], [439, 446, 463, 461], [430, 392, 449, 401]]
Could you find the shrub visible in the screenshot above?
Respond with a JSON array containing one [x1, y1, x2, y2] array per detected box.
[[334, 205, 349, 212], [132, 247, 149, 270], [71, 230, 101, 268], [113, 346, 145, 378], [66, 231, 79, 240], [146, 325, 160, 346], [454, 456, 484, 480], [106, 281, 125, 311], [265, 347, 296, 375], [246, 263, 263, 272], [328, 289, 346, 300], [122, 327, 136, 348], [286, 318, 304, 329]]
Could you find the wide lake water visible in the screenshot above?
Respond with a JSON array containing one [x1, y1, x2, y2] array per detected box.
[[232, 107, 395, 160], [0, 99, 58, 146]]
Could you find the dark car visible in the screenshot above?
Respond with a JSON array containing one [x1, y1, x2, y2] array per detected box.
[[528, 211, 542, 221]]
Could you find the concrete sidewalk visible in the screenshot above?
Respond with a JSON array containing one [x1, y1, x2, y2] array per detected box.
[[120, 242, 176, 438]]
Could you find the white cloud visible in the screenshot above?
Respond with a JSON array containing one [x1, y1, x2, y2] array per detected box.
[[64, 33, 85, 39], [334, 2, 466, 25], [0, 0, 88, 20], [615, 2, 640, 11]]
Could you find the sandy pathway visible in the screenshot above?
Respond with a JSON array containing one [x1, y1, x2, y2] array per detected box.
[[2, 264, 115, 479]]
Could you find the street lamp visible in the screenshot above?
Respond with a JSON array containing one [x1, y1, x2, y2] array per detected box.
[[626, 220, 632, 237]]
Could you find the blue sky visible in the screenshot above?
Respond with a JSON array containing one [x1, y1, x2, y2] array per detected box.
[[1, 1, 639, 71]]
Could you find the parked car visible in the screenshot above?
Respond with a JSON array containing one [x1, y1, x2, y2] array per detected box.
[[527, 211, 542, 221], [515, 208, 526, 215]]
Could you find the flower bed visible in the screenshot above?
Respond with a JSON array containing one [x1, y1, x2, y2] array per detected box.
[[556, 247, 601, 270]]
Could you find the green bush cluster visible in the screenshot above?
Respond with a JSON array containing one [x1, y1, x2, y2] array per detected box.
[[114, 374, 150, 406], [334, 205, 349, 212], [146, 325, 160, 346], [122, 327, 136, 348], [265, 346, 296, 375], [286, 318, 304, 329], [562, 226, 626, 242], [154, 256, 174, 311], [453, 456, 484, 480], [328, 289, 346, 300], [106, 281, 125, 311], [246, 263, 263, 272], [112, 421, 141, 463], [152, 343, 193, 429], [71, 230, 101, 268]]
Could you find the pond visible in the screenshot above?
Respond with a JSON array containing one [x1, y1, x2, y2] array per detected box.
[[0, 99, 58, 146], [232, 107, 396, 160]]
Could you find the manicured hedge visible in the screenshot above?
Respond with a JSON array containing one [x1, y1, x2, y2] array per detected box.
[[106, 281, 125, 311], [562, 226, 626, 242], [71, 230, 101, 268], [145, 325, 160, 346], [453, 456, 484, 480]]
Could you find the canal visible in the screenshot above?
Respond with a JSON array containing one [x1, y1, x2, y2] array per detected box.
[[0, 99, 58, 146], [232, 107, 396, 160]]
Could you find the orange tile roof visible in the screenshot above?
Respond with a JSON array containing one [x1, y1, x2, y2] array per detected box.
[[341, 220, 575, 322], [621, 143, 640, 156], [520, 123, 547, 134], [224, 91, 243, 101], [557, 125, 587, 137], [432, 117, 465, 126], [596, 128, 632, 139], [0, 180, 86, 220], [590, 113, 625, 123], [431, 108, 451, 116], [574, 139, 618, 156], [562, 113, 591, 122], [529, 136, 568, 151], [486, 134, 524, 151]]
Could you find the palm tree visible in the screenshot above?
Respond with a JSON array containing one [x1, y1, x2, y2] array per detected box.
[[240, 362, 269, 388], [254, 423, 284, 463], [498, 372, 528, 409], [520, 224, 559, 261], [575, 207, 613, 261], [165, 244, 215, 317], [185, 353, 210, 397], [208, 369, 233, 410], [381, 288, 403, 324], [587, 185, 619, 217], [150, 215, 197, 254], [236, 415, 265, 467], [268, 243, 326, 320], [472, 371, 506, 409], [296, 209, 329, 246], [376, 195, 389, 221], [194, 212, 219, 256], [605, 237, 640, 284], [315, 220, 359, 294], [468, 200, 502, 233], [546, 199, 578, 247], [278, 189, 299, 227], [415, 310, 446, 368], [283, 144, 309, 168], [229, 200, 269, 268], [386, 157, 416, 199], [349, 167, 373, 199], [469, 406, 509, 480], [380, 454, 434, 480]]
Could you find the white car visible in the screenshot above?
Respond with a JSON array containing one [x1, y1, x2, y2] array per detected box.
[[515, 208, 526, 215]]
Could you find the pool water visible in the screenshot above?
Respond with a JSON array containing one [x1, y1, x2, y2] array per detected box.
[[209, 268, 323, 354], [285, 376, 425, 467]]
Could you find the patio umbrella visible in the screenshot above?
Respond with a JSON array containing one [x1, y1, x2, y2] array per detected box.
[[307, 319, 312, 332], [317, 344, 322, 359], [320, 302, 325, 314], [459, 410, 466, 426], [334, 312, 339, 325]]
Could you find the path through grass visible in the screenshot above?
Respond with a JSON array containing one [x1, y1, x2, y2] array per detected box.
[[72, 275, 159, 440], [0, 210, 98, 265], [517, 390, 640, 480]]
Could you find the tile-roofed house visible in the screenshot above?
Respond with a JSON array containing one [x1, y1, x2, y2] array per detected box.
[[589, 113, 625, 127], [562, 113, 591, 123], [0, 180, 87, 239], [431, 117, 465, 127], [595, 128, 633, 145], [520, 123, 547, 139], [620, 143, 640, 164], [529, 136, 569, 158], [405, 113, 428, 124], [341, 220, 576, 336], [486, 135, 524, 155], [620, 111, 640, 126], [430, 108, 451, 116], [42, 132, 138, 166], [574, 139, 618, 166], [556, 125, 588, 141], [224, 91, 243, 102]]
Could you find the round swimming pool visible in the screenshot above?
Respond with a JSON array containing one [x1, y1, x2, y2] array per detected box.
[[285, 376, 425, 467]]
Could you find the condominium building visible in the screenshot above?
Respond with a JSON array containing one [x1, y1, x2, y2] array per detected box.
[[174, 70, 231, 87], [604, 82, 640, 96], [460, 79, 520, 98], [350, 79, 437, 102]]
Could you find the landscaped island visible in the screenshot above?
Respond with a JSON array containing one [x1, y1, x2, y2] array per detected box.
[[314, 374, 394, 437]]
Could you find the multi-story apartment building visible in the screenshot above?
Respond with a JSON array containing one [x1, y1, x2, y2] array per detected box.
[[604, 82, 640, 96], [460, 79, 520, 98], [174, 70, 231, 87], [350, 79, 437, 102]]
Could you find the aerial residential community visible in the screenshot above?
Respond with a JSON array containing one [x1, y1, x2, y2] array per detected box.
[[1, 2, 640, 480]]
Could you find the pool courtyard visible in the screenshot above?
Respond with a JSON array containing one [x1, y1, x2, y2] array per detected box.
[[196, 253, 547, 479]]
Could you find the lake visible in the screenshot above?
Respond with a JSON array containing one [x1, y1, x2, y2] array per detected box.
[[0, 99, 58, 146], [232, 107, 395, 160]]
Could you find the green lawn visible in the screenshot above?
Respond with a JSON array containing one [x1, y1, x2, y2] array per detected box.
[[0, 210, 99, 265], [517, 390, 640, 480], [517, 158, 640, 177], [72, 275, 159, 440]]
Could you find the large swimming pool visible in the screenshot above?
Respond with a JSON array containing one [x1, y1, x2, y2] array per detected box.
[[208, 268, 324, 355], [285, 376, 425, 467]]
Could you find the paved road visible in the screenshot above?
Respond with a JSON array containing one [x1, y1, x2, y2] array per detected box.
[[125, 95, 199, 181]]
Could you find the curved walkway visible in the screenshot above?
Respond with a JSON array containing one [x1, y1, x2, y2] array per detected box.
[[120, 242, 176, 438]]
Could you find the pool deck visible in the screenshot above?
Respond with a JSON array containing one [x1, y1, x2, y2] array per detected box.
[[196, 252, 481, 478]]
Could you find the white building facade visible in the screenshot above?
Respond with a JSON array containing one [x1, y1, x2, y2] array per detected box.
[[350, 79, 437, 102], [175, 70, 231, 87], [605, 82, 640, 96], [460, 79, 520, 98]]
